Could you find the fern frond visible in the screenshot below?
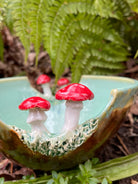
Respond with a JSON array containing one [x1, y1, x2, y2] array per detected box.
[[89, 67, 123, 75], [114, 0, 131, 17], [126, 0, 138, 13], [4, 0, 131, 83], [113, 0, 138, 54], [44, 0, 122, 53], [0, 0, 4, 29], [44, 12, 127, 82], [3, 1, 14, 31], [71, 41, 126, 82], [29, 0, 47, 65], [10, 0, 31, 61], [43, 0, 123, 80]]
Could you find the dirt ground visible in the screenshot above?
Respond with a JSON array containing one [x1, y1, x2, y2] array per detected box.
[[0, 27, 138, 183]]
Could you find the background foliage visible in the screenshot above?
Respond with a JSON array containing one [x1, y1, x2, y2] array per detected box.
[[0, 0, 138, 82]]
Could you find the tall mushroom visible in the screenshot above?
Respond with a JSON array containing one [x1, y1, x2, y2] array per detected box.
[[37, 74, 52, 98], [57, 78, 70, 89], [55, 83, 94, 133], [19, 96, 51, 135]]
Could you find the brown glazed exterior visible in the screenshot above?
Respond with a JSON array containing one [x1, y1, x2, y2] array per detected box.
[[0, 101, 132, 171]]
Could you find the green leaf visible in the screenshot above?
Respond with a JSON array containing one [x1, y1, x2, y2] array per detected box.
[[134, 50, 138, 59], [47, 179, 54, 184], [79, 164, 86, 175], [52, 171, 58, 179], [92, 158, 100, 166], [42, 0, 128, 82], [3, 0, 131, 81], [126, 0, 138, 13], [29, 0, 47, 65], [84, 160, 92, 171], [102, 178, 109, 184], [89, 177, 99, 184], [10, 0, 31, 61]]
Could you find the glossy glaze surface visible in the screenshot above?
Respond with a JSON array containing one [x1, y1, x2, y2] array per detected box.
[[37, 74, 50, 84], [0, 76, 137, 134], [57, 78, 70, 86], [19, 96, 51, 110], [55, 83, 94, 101]]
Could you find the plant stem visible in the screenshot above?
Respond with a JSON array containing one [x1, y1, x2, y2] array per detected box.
[[94, 152, 138, 182], [4, 175, 52, 184], [4, 152, 138, 184]]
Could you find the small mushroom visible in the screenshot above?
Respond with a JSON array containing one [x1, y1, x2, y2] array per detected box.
[[37, 74, 52, 98], [57, 78, 70, 89], [55, 83, 94, 133], [19, 96, 51, 135]]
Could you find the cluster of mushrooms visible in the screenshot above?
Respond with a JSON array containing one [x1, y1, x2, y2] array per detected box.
[[19, 74, 94, 135]]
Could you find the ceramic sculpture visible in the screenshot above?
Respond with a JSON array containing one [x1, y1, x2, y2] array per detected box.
[[0, 75, 137, 171]]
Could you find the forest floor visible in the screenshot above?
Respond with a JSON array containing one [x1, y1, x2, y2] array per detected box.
[[0, 27, 138, 183]]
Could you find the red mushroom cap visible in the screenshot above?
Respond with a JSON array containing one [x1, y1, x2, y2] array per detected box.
[[37, 74, 51, 85], [57, 78, 70, 86], [55, 83, 94, 101], [19, 97, 51, 110]]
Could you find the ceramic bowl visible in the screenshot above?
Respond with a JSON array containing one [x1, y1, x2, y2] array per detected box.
[[0, 75, 137, 171]]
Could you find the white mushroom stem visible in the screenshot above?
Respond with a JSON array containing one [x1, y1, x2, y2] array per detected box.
[[27, 108, 49, 134], [42, 83, 52, 98], [62, 100, 83, 133]]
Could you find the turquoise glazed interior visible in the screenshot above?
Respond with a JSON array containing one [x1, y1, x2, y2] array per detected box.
[[0, 76, 138, 135]]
